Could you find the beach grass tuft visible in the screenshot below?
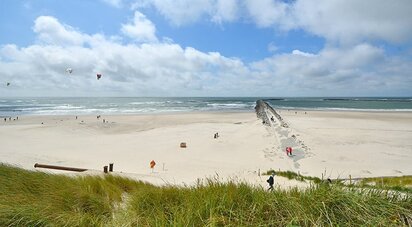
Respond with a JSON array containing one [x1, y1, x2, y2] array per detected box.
[[265, 169, 322, 184], [0, 164, 411, 226], [358, 176, 412, 193]]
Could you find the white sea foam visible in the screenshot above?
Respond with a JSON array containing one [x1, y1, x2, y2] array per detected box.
[[1, 97, 410, 116]]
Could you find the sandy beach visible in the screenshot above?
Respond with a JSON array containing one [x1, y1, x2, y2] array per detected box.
[[1, 109, 411, 187], [263, 109, 412, 179]]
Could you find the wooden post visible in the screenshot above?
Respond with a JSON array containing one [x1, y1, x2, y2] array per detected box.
[[321, 173, 324, 180], [109, 163, 114, 172], [258, 169, 260, 176], [381, 177, 384, 187], [104, 166, 108, 173], [349, 175, 352, 185]]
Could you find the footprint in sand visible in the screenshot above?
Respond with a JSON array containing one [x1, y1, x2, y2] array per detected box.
[[361, 170, 372, 174]]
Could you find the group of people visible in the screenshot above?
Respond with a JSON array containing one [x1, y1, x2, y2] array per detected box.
[[266, 146, 294, 191], [213, 132, 219, 139], [3, 116, 18, 122], [286, 147, 293, 156], [96, 115, 107, 123]]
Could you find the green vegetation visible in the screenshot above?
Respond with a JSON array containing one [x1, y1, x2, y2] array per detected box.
[[1, 164, 411, 226], [265, 169, 322, 184], [358, 176, 412, 193]]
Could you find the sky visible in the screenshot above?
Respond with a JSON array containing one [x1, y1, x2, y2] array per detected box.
[[0, 0, 411, 97]]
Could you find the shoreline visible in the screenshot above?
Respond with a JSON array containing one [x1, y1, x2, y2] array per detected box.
[[2, 107, 411, 119], [0, 107, 412, 119]]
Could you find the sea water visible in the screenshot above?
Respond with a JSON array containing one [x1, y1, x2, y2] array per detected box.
[[0, 97, 411, 116]]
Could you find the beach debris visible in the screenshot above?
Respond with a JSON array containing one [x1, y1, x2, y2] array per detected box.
[[104, 166, 108, 173], [6, 82, 10, 86], [150, 160, 156, 169], [96, 73, 102, 80], [34, 163, 87, 172], [180, 142, 187, 148], [109, 163, 114, 172], [66, 68, 73, 74]]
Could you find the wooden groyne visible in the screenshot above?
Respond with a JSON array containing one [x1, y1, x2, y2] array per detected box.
[[255, 100, 270, 125], [255, 100, 288, 128]]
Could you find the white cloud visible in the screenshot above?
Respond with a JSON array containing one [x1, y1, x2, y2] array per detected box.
[[33, 16, 88, 46], [133, 0, 412, 44], [291, 0, 412, 44], [1, 16, 254, 96], [132, 0, 238, 26], [1, 15, 411, 97], [250, 43, 408, 96], [267, 42, 278, 53], [244, 0, 289, 28], [121, 11, 158, 42], [136, 0, 214, 26], [102, 0, 123, 8], [292, 50, 316, 57], [211, 0, 239, 23]]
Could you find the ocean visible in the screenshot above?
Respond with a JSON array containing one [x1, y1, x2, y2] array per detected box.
[[0, 97, 411, 116]]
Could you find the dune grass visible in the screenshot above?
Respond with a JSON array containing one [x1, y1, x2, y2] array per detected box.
[[0, 164, 411, 226], [265, 169, 322, 184], [358, 176, 412, 193]]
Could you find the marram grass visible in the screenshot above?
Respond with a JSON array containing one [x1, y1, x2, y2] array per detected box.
[[0, 164, 411, 226]]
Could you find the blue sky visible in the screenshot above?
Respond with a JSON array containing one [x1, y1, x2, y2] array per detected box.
[[0, 0, 411, 97]]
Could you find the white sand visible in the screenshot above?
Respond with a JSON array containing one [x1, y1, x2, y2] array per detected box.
[[265, 110, 412, 179], [1, 110, 411, 188]]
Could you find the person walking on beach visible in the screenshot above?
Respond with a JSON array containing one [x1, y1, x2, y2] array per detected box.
[[286, 147, 293, 156], [267, 172, 275, 191]]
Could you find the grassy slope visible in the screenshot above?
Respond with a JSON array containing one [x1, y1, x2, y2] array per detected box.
[[0, 164, 411, 226], [359, 176, 412, 193]]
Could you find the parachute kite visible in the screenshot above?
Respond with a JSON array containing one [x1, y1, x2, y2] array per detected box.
[[66, 68, 73, 74], [96, 73, 102, 80]]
